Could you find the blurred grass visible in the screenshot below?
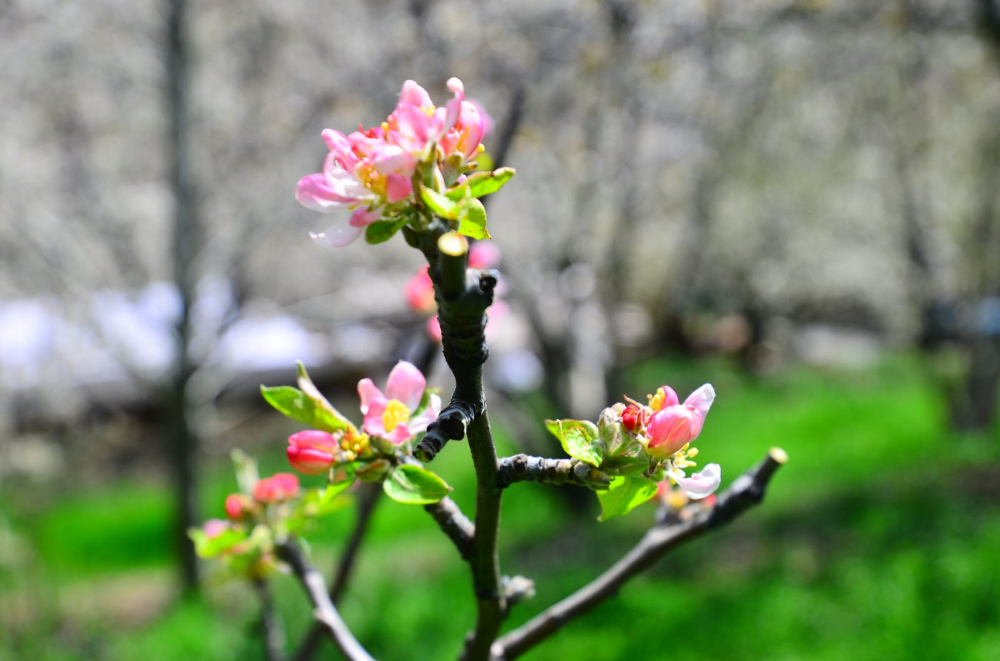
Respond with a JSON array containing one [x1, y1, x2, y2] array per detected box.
[[2, 353, 998, 661]]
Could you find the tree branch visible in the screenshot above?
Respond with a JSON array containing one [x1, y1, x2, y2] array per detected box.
[[492, 448, 788, 661], [276, 539, 378, 661], [292, 482, 382, 661], [411, 228, 507, 661], [496, 454, 611, 490], [424, 496, 476, 560]]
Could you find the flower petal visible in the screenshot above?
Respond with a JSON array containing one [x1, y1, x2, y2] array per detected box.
[[322, 129, 359, 172], [409, 392, 442, 433], [349, 206, 382, 227], [358, 378, 384, 414], [684, 384, 715, 419], [384, 424, 413, 445], [673, 463, 721, 500], [399, 80, 433, 108], [310, 218, 365, 248], [296, 174, 352, 212], [385, 173, 413, 203], [362, 397, 389, 437], [385, 360, 426, 410]]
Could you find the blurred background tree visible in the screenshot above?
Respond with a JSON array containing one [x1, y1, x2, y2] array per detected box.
[[1, 0, 998, 659]]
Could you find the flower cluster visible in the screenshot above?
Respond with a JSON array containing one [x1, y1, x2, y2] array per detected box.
[[296, 78, 489, 247], [547, 382, 723, 519]]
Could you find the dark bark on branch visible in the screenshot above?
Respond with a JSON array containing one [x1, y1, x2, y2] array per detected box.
[[492, 449, 787, 661], [277, 539, 378, 661], [410, 228, 507, 661], [292, 482, 382, 661], [424, 496, 476, 560], [496, 455, 611, 490]]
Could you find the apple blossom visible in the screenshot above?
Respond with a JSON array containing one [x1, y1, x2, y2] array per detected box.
[[296, 78, 488, 248], [645, 384, 715, 459], [358, 360, 441, 445]]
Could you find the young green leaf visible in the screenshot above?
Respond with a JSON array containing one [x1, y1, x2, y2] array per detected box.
[[260, 385, 352, 433], [544, 419, 604, 467], [596, 475, 658, 521], [445, 167, 516, 201], [457, 197, 491, 240], [296, 362, 356, 432], [364, 217, 409, 244], [383, 464, 452, 505], [420, 186, 460, 220]]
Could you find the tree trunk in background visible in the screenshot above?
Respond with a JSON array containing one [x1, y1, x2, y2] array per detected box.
[[166, 0, 200, 594]]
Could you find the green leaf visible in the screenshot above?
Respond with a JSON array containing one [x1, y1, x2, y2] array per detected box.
[[189, 526, 246, 559], [296, 362, 356, 431], [596, 475, 658, 521], [457, 198, 491, 240], [446, 167, 515, 201], [420, 186, 460, 220], [383, 464, 452, 505], [260, 385, 353, 433], [364, 217, 409, 244], [544, 419, 604, 467]]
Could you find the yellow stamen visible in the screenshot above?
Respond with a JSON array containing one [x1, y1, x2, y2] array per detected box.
[[649, 387, 667, 412], [382, 399, 411, 432]]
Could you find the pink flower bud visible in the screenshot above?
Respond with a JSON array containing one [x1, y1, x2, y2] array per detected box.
[[287, 430, 339, 475], [253, 473, 299, 504], [225, 494, 251, 520]]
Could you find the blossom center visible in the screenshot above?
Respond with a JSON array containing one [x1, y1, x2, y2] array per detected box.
[[382, 400, 411, 432]]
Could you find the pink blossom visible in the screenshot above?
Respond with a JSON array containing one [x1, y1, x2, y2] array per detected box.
[[405, 266, 436, 315], [645, 384, 716, 459], [668, 463, 722, 500], [287, 430, 340, 475], [358, 361, 441, 445], [253, 473, 300, 503], [468, 241, 501, 269], [297, 78, 488, 248]]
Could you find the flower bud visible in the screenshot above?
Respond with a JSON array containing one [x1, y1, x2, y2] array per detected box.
[[253, 473, 299, 504], [287, 430, 340, 475], [646, 404, 702, 459], [621, 404, 641, 432], [225, 493, 252, 521]]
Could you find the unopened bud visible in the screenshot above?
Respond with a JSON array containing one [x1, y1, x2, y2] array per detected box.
[[621, 404, 641, 432]]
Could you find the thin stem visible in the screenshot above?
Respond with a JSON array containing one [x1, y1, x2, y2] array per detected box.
[[493, 449, 787, 660], [292, 482, 382, 661], [276, 539, 378, 661]]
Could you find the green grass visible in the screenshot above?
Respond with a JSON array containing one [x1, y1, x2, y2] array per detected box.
[[2, 353, 998, 661]]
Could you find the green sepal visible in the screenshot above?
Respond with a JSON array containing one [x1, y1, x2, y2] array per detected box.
[[355, 458, 392, 482], [420, 186, 460, 220], [544, 419, 604, 467], [383, 464, 452, 505], [445, 167, 515, 201], [457, 197, 490, 240], [364, 216, 409, 244], [596, 475, 659, 521]]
